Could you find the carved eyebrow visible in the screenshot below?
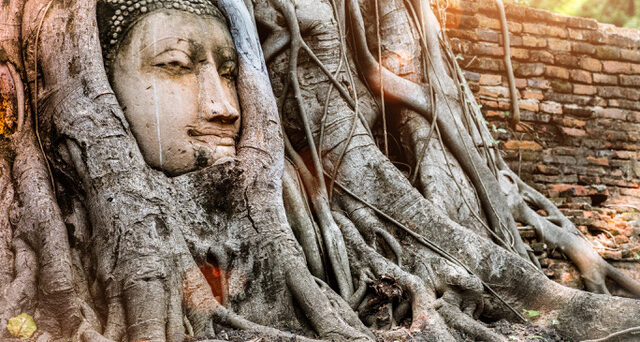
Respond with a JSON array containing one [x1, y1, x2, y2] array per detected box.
[[140, 37, 195, 56]]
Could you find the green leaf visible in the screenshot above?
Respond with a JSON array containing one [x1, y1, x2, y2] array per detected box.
[[496, 128, 508, 134], [7, 313, 37, 339], [504, 111, 510, 117], [552, 319, 559, 325], [522, 308, 540, 318], [633, 253, 640, 261]]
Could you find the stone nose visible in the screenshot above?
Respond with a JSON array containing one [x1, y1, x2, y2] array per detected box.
[[198, 64, 240, 125]]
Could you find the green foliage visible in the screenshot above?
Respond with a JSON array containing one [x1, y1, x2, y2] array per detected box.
[[527, 0, 640, 28], [522, 308, 541, 318]]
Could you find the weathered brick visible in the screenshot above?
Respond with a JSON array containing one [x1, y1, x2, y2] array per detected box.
[[586, 156, 609, 166], [522, 22, 547, 35], [550, 80, 572, 93], [579, 57, 602, 72], [545, 66, 570, 79], [529, 50, 554, 64], [627, 111, 640, 123], [476, 15, 501, 30], [476, 29, 500, 42], [506, 21, 523, 33], [524, 7, 554, 22], [620, 49, 640, 62], [602, 60, 632, 74], [519, 99, 539, 112], [562, 127, 587, 137], [540, 101, 562, 114], [504, 140, 543, 150], [563, 104, 595, 118], [446, 29, 479, 41], [609, 99, 640, 111], [479, 74, 501, 85], [570, 69, 592, 84], [559, 118, 587, 128], [478, 86, 510, 98], [548, 38, 571, 52], [528, 79, 551, 90], [522, 89, 544, 101], [567, 16, 598, 30], [473, 42, 504, 56], [470, 57, 503, 72], [598, 86, 625, 99], [458, 15, 480, 29], [573, 84, 597, 95], [620, 75, 640, 87], [596, 107, 627, 120], [516, 63, 545, 77], [598, 86, 640, 100], [546, 93, 595, 106], [595, 46, 621, 60], [510, 48, 530, 60], [522, 35, 547, 48], [547, 184, 590, 197], [593, 73, 618, 85], [547, 26, 568, 38], [485, 110, 506, 119], [554, 54, 579, 67], [570, 29, 607, 44], [510, 35, 523, 47], [614, 150, 639, 159], [584, 30, 607, 44], [607, 34, 636, 48], [571, 42, 596, 55]]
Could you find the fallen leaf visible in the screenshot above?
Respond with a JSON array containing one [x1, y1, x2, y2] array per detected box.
[[7, 313, 37, 339]]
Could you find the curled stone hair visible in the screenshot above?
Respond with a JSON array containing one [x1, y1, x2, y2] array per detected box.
[[97, 0, 225, 70]]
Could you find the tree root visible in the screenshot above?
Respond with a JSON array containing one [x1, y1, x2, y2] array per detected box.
[[493, 0, 520, 126], [271, 0, 354, 299], [498, 166, 640, 297], [333, 210, 456, 340], [436, 300, 507, 342], [347, 0, 532, 262], [581, 326, 640, 342], [282, 163, 326, 279]]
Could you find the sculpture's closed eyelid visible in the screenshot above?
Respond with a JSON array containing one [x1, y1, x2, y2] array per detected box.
[[150, 49, 194, 72]]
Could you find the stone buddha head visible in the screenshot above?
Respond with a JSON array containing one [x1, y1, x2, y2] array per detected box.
[[99, 0, 240, 176]]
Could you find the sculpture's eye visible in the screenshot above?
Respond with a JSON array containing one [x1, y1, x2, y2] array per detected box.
[[152, 50, 193, 73], [218, 60, 237, 80]]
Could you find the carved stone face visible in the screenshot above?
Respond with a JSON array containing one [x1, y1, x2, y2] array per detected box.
[[111, 9, 240, 176]]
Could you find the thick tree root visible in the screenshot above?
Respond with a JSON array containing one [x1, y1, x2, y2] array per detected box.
[[498, 166, 640, 297], [436, 300, 507, 342], [333, 210, 457, 341]]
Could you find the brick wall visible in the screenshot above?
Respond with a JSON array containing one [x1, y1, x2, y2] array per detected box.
[[442, 0, 640, 288]]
